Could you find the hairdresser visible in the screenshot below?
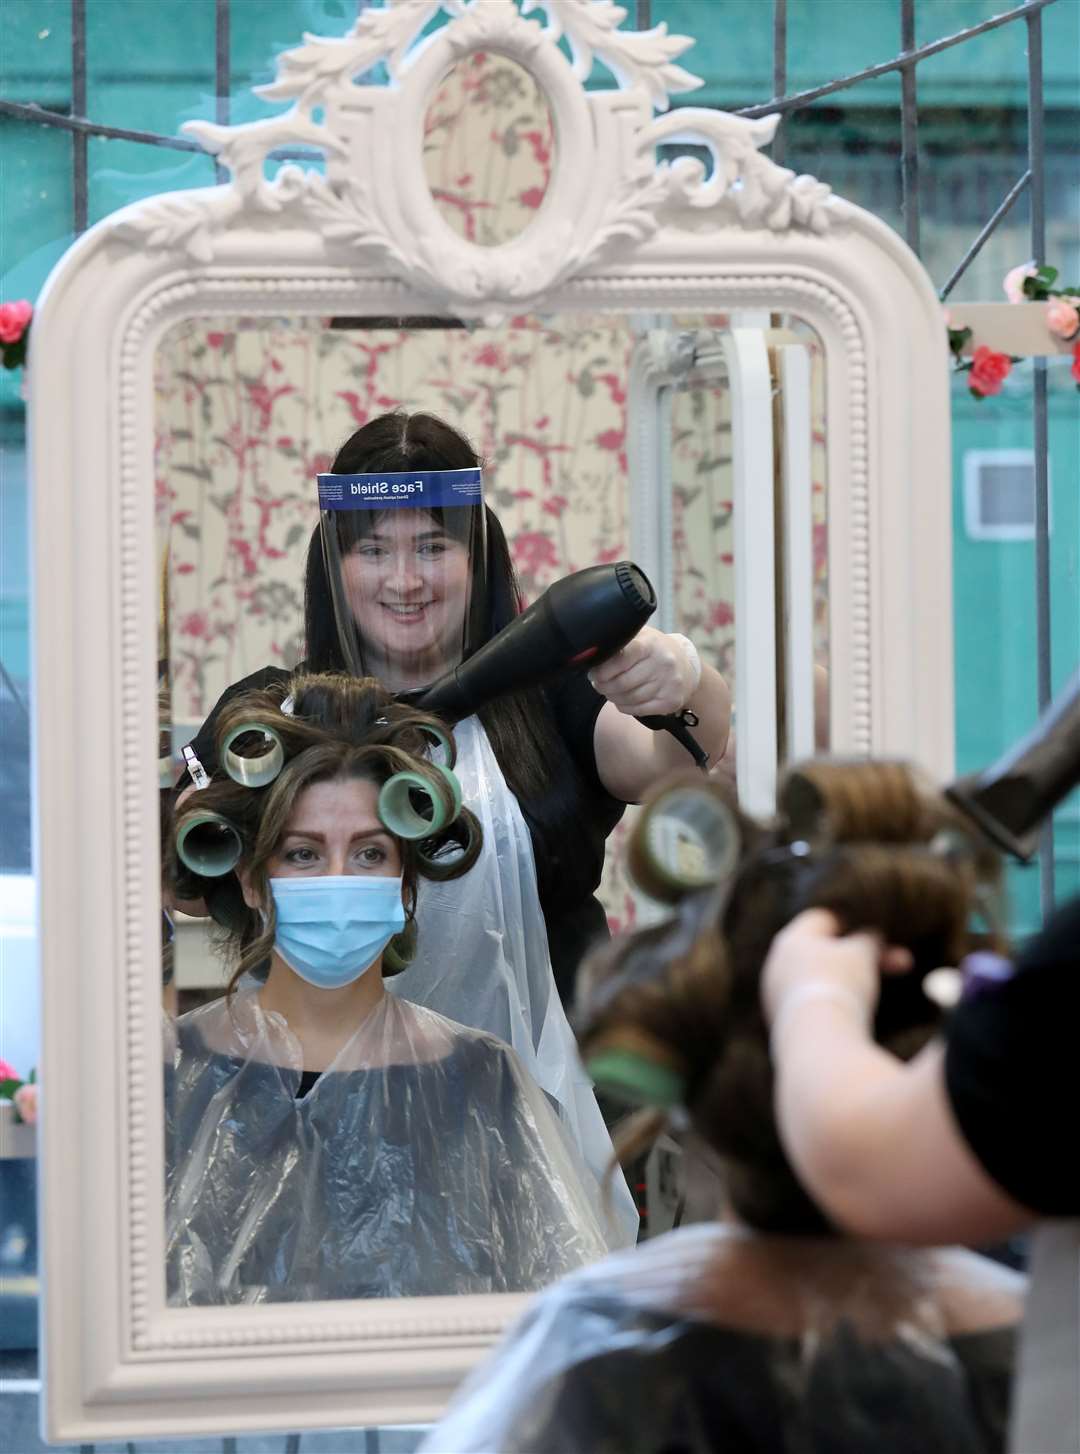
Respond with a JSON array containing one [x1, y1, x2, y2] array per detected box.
[[177, 410, 730, 1235], [761, 892, 1080, 1244], [761, 661, 1080, 1241]]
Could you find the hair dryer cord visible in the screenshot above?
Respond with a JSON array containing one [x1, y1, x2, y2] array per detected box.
[[637, 709, 710, 770]]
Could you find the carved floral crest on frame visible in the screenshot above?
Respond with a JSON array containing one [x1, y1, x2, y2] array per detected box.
[[110, 0, 835, 318]]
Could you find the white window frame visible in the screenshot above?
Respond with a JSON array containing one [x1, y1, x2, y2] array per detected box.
[[963, 448, 1052, 542]]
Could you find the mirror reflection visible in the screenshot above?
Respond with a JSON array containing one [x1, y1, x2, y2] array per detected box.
[[660, 315, 830, 789], [156, 308, 826, 1305], [423, 53, 554, 246], [165, 679, 611, 1304]]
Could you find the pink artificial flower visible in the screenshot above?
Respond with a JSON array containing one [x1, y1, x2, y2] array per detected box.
[[13, 1083, 37, 1126], [1046, 298, 1080, 340], [0, 1058, 19, 1082], [1003, 262, 1037, 304], [969, 346, 1012, 398], [1071, 341, 1080, 386], [0, 299, 32, 344]]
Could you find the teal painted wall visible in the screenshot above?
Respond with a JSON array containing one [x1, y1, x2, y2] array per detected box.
[[951, 364, 1080, 926], [654, 0, 1080, 108]]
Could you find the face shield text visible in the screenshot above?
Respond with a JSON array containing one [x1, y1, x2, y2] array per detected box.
[[349, 480, 425, 497]]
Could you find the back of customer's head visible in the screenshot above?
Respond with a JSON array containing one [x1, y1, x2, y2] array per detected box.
[[578, 760, 1002, 1235]]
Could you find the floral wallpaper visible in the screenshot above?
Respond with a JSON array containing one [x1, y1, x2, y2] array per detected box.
[[155, 313, 636, 716], [154, 55, 828, 933], [423, 51, 553, 247]]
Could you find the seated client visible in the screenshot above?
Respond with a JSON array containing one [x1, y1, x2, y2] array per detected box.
[[165, 672, 611, 1306], [422, 761, 1022, 1454]]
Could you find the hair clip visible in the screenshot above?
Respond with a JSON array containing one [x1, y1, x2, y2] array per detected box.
[[959, 950, 1014, 1000], [279, 695, 295, 716], [181, 744, 210, 790], [221, 723, 285, 789]]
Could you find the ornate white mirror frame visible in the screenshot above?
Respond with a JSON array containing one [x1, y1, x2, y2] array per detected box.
[[29, 0, 954, 1440]]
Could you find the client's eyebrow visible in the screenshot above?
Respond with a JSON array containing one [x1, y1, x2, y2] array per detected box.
[[282, 827, 395, 843]]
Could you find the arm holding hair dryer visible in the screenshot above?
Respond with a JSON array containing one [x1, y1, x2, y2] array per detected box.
[[761, 666, 1080, 1243], [408, 562, 731, 797], [591, 626, 731, 803]]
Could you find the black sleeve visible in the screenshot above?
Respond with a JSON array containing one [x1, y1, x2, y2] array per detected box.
[[944, 894, 1080, 1216], [542, 668, 613, 799], [178, 665, 297, 785]]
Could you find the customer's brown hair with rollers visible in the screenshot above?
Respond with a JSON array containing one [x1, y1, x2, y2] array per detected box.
[[578, 760, 1003, 1235], [169, 672, 482, 998]]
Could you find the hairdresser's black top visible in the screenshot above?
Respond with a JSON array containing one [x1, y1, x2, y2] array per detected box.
[[945, 893, 1080, 1216], [182, 664, 624, 998]]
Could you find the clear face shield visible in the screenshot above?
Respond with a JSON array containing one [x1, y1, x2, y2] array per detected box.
[[317, 468, 488, 693]]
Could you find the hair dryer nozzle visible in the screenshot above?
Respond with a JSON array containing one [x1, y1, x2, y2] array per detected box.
[[945, 667, 1080, 861], [409, 561, 657, 720]]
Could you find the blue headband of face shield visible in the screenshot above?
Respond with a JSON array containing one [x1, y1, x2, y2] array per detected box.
[[316, 467, 483, 510]]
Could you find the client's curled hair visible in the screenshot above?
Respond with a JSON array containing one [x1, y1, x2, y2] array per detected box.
[[578, 760, 1003, 1235], [169, 673, 482, 995]]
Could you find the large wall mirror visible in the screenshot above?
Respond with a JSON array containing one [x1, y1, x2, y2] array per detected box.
[[30, 0, 953, 1439]]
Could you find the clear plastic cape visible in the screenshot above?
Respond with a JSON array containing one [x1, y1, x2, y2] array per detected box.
[[388, 715, 640, 1247], [164, 987, 612, 1305], [420, 1223, 1021, 1454]]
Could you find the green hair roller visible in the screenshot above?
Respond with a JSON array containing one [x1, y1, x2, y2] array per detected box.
[[586, 1048, 686, 1110], [221, 723, 285, 789], [176, 812, 244, 877], [378, 769, 456, 839]]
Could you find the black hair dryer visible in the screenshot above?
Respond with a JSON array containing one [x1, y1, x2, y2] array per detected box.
[[946, 666, 1080, 859], [409, 561, 709, 767]]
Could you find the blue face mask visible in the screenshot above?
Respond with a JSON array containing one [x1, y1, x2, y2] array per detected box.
[[269, 876, 406, 990]]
